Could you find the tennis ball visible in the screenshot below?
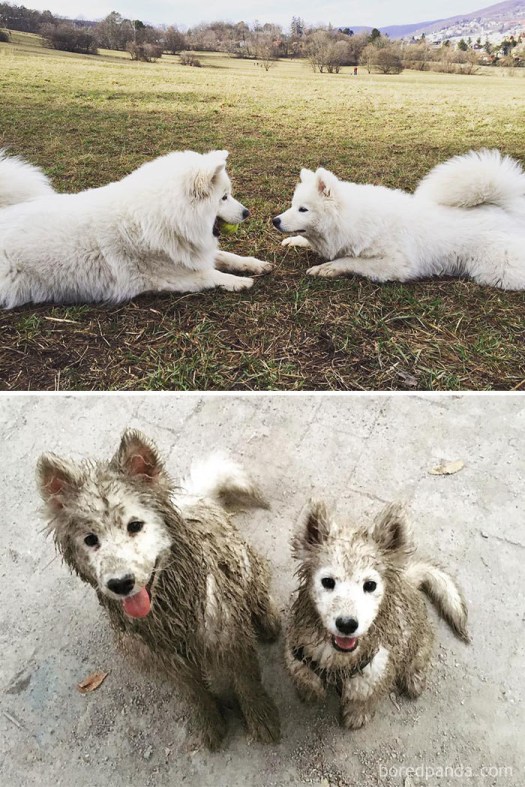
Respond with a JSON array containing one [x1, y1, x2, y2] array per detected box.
[[221, 223, 239, 234]]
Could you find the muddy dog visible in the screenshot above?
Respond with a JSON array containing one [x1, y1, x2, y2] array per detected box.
[[285, 501, 469, 729], [37, 430, 281, 749]]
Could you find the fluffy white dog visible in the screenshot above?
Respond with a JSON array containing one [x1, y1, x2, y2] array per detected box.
[[0, 149, 271, 308], [0, 150, 55, 209], [273, 149, 525, 290]]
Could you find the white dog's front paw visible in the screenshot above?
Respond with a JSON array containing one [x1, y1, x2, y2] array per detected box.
[[220, 275, 254, 292], [282, 236, 309, 248], [245, 258, 273, 274], [307, 263, 339, 278]]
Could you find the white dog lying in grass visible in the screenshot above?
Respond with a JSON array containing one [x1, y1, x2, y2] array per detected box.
[[273, 149, 525, 291], [0, 149, 271, 308]]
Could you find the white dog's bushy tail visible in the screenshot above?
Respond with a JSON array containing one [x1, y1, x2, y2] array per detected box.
[[406, 561, 470, 643], [415, 149, 525, 211], [0, 149, 54, 209], [180, 453, 269, 509]]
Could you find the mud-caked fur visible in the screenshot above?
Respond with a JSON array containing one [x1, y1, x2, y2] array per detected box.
[[285, 501, 469, 730], [37, 431, 281, 750]]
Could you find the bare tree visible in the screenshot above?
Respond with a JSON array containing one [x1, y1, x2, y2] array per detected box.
[[402, 41, 432, 71], [361, 42, 403, 74], [306, 30, 329, 71], [163, 25, 186, 54], [95, 11, 134, 50], [126, 41, 162, 61], [255, 31, 279, 70], [373, 47, 403, 74], [360, 42, 377, 73], [179, 51, 202, 66], [41, 23, 98, 55]]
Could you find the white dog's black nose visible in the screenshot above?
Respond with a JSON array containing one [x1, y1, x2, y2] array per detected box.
[[272, 216, 281, 227], [242, 208, 250, 219], [336, 616, 358, 635], [107, 575, 135, 596]]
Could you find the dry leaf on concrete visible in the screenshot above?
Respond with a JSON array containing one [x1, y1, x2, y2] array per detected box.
[[77, 671, 109, 694], [429, 460, 464, 476]]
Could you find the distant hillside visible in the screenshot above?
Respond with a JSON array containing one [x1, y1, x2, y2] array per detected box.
[[350, 0, 525, 40], [349, 21, 445, 38]]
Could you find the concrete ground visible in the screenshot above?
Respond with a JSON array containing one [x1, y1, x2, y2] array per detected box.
[[0, 394, 523, 787]]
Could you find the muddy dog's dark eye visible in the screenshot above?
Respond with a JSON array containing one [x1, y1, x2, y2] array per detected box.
[[363, 580, 377, 592], [321, 577, 335, 590], [298, 207, 308, 212], [128, 520, 144, 534], [84, 533, 99, 547], [222, 195, 228, 201]]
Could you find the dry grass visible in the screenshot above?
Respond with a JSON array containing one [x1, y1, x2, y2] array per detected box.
[[0, 34, 524, 390]]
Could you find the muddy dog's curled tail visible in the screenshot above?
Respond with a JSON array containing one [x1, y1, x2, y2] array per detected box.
[[406, 561, 470, 643], [180, 453, 268, 510]]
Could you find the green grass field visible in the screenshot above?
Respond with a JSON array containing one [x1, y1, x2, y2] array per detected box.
[[1, 32, 524, 390]]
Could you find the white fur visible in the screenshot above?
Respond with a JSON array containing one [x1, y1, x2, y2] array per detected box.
[[0, 149, 270, 308], [0, 149, 54, 209], [415, 148, 525, 211], [178, 452, 257, 504], [205, 573, 220, 638], [344, 646, 390, 701], [274, 150, 525, 290], [311, 560, 384, 639]]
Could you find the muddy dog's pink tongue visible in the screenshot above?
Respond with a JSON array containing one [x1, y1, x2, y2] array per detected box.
[[122, 588, 151, 618], [334, 635, 357, 651]]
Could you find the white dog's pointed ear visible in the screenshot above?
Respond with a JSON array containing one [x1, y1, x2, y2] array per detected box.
[[371, 503, 412, 555], [37, 454, 83, 512], [292, 499, 331, 558], [299, 168, 315, 183], [191, 151, 228, 199], [315, 168, 337, 198], [209, 149, 229, 163], [113, 430, 164, 483]]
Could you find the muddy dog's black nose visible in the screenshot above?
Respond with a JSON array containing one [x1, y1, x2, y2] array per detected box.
[[335, 616, 358, 635], [272, 216, 281, 227], [242, 208, 250, 219], [107, 575, 135, 596]]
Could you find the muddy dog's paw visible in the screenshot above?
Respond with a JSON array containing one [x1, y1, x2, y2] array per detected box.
[[245, 693, 281, 744], [403, 669, 427, 699], [197, 714, 227, 751], [296, 682, 325, 704], [340, 704, 372, 730]]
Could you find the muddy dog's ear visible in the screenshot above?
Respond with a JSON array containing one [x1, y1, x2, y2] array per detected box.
[[190, 150, 229, 199], [314, 167, 338, 199], [113, 430, 164, 484], [292, 499, 331, 558], [371, 503, 413, 557], [37, 454, 83, 512]]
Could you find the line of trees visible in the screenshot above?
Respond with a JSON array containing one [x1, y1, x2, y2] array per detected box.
[[1, 5, 523, 70], [0, 5, 186, 59], [0, 2, 57, 32]]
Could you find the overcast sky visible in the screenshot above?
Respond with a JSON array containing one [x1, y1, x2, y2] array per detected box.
[[24, 1, 489, 29]]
